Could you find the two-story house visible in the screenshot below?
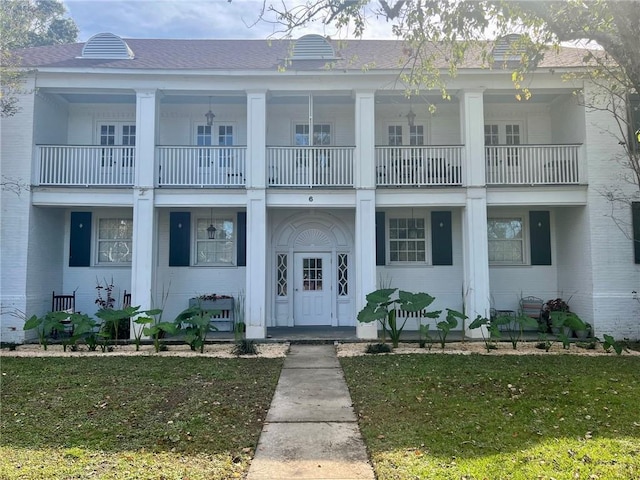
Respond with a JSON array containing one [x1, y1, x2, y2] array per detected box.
[[2, 32, 639, 343]]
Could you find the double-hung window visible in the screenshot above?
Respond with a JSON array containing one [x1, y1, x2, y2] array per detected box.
[[195, 217, 235, 265], [389, 216, 426, 262], [487, 217, 524, 264], [97, 218, 133, 264]]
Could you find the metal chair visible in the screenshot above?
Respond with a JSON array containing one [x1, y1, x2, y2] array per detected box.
[[519, 296, 544, 329]]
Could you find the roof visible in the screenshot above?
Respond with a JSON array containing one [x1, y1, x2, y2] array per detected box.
[[11, 36, 592, 73]]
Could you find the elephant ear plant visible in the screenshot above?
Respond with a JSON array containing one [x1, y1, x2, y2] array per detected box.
[[357, 288, 441, 348], [174, 303, 219, 353], [23, 311, 68, 350]]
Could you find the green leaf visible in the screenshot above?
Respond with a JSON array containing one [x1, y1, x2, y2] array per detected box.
[[23, 315, 41, 331]]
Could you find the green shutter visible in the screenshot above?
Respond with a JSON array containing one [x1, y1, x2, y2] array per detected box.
[[169, 212, 190, 267], [431, 211, 452, 266], [69, 212, 91, 267], [530, 211, 551, 265], [376, 211, 385, 266], [633, 202, 640, 264], [237, 212, 247, 267]]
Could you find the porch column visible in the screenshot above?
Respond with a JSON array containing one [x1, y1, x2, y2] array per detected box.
[[354, 90, 376, 189], [355, 189, 378, 339], [244, 90, 267, 339], [130, 89, 158, 337], [245, 190, 267, 339], [459, 89, 490, 337], [246, 90, 267, 189]]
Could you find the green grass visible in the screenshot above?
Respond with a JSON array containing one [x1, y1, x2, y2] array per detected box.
[[341, 354, 640, 480], [1, 356, 283, 479]]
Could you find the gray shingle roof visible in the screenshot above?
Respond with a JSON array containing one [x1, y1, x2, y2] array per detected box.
[[12, 37, 591, 72]]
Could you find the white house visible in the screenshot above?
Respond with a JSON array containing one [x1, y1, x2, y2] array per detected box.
[[1, 33, 639, 344]]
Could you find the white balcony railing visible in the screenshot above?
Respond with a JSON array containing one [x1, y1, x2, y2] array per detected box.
[[157, 146, 246, 187], [486, 145, 581, 185], [376, 146, 464, 186], [38, 145, 134, 186], [267, 147, 354, 187]]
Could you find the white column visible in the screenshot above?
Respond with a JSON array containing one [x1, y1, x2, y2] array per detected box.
[[130, 89, 158, 337], [245, 190, 267, 339], [354, 90, 376, 189], [355, 189, 378, 339], [246, 91, 267, 189], [245, 90, 268, 339], [459, 89, 490, 337]]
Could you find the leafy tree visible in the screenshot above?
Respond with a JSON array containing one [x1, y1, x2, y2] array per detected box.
[[0, 0, 78, 117]]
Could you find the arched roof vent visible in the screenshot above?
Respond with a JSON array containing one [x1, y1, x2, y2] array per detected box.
[[492, 34, 524, 62], [81, 32, 134, 59], [291, 34, 337, 60]]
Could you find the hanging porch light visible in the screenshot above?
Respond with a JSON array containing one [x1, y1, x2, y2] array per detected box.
[[205, 96, 215, 126], [207, 208, 216, 239]]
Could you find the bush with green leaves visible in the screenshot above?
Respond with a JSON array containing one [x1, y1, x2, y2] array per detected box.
[[23, 311, 69, 350], [357, 288, 441, 348], [174, 303, 219, 353], [231, 339, 258, 356], [435, 308, 466, 349], [365, 342, 392, 354]]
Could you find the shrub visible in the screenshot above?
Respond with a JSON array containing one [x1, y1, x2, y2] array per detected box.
[[365, 343, 392, 354], [232, 339, 258, 356]]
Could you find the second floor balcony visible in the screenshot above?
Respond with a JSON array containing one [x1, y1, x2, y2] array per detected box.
[[35, 144, 583, 189]]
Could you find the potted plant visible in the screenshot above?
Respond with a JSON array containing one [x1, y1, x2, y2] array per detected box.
[[542, 298, 570, 334]]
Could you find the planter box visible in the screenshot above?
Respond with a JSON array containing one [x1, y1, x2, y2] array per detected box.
[[188, 298, 234, 332]]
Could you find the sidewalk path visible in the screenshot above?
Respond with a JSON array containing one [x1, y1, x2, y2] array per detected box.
[[246, 344, 375, 480]]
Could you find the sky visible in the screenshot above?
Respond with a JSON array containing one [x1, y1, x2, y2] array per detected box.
[[62, 0, 397, 42]]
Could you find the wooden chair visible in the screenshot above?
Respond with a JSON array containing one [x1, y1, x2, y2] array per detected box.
[[52, 291, 75, 336], [123, 290, 132, 308]]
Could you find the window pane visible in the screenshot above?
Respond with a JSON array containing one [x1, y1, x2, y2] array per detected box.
[[389, 217, 426, 263], [195, 218, 235, 264], [488, 218, 524, 263], [97, 218, 133, 263]]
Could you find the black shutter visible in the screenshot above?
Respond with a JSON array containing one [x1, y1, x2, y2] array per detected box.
[[169, 212, 190, 267], [530, 210, 551, 265], [633, 202, 640, 264], [69, 212, 91, 267], [237, 211, 247, 267], [376, 211, 386, 266], [431, 211, 452, 266]]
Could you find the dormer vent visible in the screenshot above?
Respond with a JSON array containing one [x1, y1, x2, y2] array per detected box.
[[81, 32, 134, 59], [492, 34, 524, 62], [291, 34, 337, 60]]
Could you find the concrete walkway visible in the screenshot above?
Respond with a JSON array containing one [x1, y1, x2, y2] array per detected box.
[[246, 344, 375, 480]]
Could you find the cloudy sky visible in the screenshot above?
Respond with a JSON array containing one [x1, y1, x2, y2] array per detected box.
[[62, 0, 396, 41]]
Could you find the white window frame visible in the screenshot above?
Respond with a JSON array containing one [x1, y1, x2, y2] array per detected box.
[[294, 123, 332, 146], [194, 215, 236, 266], [97, 122, 136, 167], [484, 121, 524, 166], [387, 212, 428, 264], [487, 215, 527, 265], [95, 216, 133, 265]]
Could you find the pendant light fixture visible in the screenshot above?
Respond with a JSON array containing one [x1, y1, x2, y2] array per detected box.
[[205, 96, 215, 126], [206, 208, 216, 239]]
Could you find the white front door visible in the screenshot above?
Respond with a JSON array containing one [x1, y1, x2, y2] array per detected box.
[[294, 253, 332, 326]]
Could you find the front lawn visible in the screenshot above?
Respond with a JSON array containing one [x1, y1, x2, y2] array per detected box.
[[1, 356, 283, 479], [341, 354, 640, 480]]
